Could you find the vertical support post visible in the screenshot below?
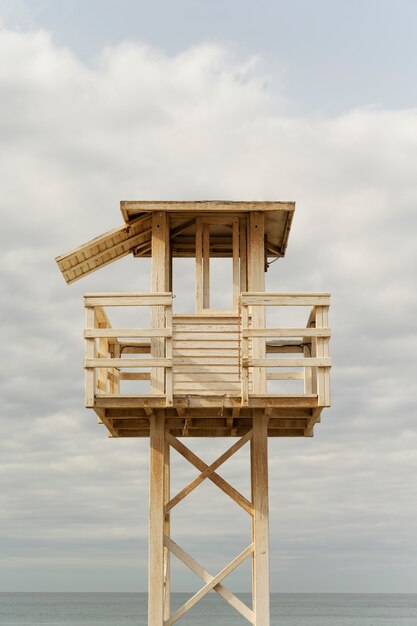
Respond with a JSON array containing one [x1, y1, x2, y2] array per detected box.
[[195, 217, 203, 313], [165, 304, 173, 406], [232, 217, 240, 312], [202, 223, 210, 310], [85, 305, 95, 408], [241, 302, 249, 405], [315, 305, 331, 406], [163, 439, 171, 620], [149, 413, 165, 626], [110, 342, 120, 395], [151, 212, 170, 395], [239, 217, 248, 294], [251, 410, 270, 626], [248, 213, 266, 394], [98, 326, 109, 395]]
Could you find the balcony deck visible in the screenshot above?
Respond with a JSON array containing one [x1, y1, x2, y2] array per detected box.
[[84, 292, 331, 437]]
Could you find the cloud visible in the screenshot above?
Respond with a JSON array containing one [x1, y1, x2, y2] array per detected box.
[[1, 28, 417, 592]]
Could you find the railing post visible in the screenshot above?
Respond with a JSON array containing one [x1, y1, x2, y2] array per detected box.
[[151, 212, 170, 396], [315, 305, 331, 406], [85, 305, 95, 408], [241, 300, 249, 405], [165, 302, 173, 406], [248, 213, 266, 395]]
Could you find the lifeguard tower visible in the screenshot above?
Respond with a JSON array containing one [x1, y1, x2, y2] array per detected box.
[[56, 201, 331, 625]]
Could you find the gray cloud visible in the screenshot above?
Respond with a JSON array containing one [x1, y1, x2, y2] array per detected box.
[[1, 29, 417, 593]]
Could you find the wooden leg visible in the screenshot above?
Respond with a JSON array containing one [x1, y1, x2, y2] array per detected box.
[[163, 439, 170, 620], [251, 411, 270, 625], [148, 414, 165, 625]]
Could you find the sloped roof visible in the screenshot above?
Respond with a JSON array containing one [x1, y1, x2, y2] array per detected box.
[[56, 201, 295, 284]]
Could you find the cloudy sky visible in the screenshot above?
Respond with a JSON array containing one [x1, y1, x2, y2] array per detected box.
[[1, 0, 417, 595]]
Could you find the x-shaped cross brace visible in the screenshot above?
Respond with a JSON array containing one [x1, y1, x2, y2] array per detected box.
[[163, 430, 255, 624], [165, 430, 254, 517]]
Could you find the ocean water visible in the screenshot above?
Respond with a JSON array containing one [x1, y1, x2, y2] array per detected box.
[[1, 592, 417, 625]]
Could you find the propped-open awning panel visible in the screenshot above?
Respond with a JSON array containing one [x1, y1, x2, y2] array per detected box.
[[55, 214, 152, 284]]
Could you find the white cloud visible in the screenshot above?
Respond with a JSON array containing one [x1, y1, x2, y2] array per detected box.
[[1, 28, 417, 592]]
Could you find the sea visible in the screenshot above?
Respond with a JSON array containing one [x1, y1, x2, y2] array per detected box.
[[1, 593, 417, 625]]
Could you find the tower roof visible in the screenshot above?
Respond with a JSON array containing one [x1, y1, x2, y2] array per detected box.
[[56, 200, 295, 284]]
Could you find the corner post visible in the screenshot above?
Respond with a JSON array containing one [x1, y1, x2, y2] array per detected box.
[[151, 211, 170, 395], [248, 212, 266, 394], [251, 410, 270, 625], [148, 413, 165, 625]]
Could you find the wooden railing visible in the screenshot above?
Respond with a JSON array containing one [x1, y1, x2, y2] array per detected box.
[[84, 293, 173, 407], [240, 293, 331, 405], [83, 291, 330, 408]]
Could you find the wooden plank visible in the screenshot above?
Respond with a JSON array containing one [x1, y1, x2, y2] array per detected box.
[[174, 373, 240, 382], [173, 349, 239, 357], [165, 537, 255, 624], [247, 357, 331, 367], [174, 361, 240, 370], [85, 358, 171, 368], [85, 328, 171, 338], [174, 382, 240, 390], [241, 293, 330, 306], [121, 200, 295, 214], [251, 411, 270, 625], [174, 324, 240, 332], [84, 295, 172, 307], [243, 328, 330, 338], [173, 314, 239, 321], [173, 333, 238, 342], [164, 544, 254, 625], [173, 340, 238, 349], [174, 356, 238, 363], [148, 414, 165, 625]]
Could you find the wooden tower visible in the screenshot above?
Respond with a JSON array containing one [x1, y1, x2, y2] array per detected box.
[[56, 201, 331, 625]]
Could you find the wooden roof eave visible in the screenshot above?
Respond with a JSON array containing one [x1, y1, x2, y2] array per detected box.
[[120, 200, 295, 223]]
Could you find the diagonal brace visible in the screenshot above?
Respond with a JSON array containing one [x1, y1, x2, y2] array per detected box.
[[166, 430, 253, 513], [165, 536, 255, 624], [166, 433, 254, 516], [164, 542, 254, 626]]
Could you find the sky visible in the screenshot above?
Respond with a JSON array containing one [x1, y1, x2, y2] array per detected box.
[[0, 0, 417, 595]]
